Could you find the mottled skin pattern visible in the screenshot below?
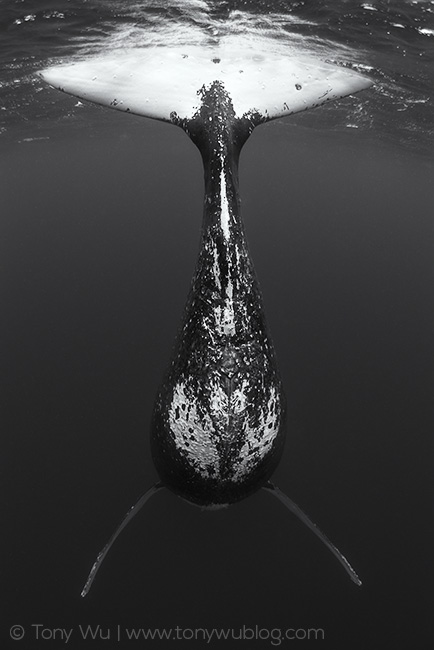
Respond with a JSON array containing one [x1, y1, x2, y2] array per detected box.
[[151, 82, 286, 507]]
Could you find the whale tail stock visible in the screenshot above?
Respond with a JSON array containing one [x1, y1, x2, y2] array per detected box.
[[39, 46, 372, 148]]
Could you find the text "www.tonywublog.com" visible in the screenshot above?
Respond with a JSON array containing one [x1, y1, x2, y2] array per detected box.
[[10, 623, 325, 645]]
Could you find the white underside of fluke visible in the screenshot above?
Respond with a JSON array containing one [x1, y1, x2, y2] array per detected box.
[[39, 46, 372, 122]]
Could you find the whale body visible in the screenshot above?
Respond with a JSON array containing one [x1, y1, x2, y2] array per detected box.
[[39, 47, 371, 592], [152, 80, 286, 507]]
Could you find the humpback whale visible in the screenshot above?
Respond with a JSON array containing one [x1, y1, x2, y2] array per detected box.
[[39, 47, 372, 596]]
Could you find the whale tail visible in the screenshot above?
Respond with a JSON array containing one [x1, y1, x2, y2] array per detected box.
[[39, 46, 372, 131]]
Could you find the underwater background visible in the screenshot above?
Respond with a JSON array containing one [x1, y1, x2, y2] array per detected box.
[[2, 1, 433, 647]]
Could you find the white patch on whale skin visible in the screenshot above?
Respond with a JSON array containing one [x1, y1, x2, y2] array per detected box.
[[231, 386, 281, 481], [219, 160, 230, 241], [212, 243, 221, 291], [209, 380, 228, 417], [203, 165, 236, 339], [213, 276, 235, 337], [169, 381, 220, 478], [214, 160, 236, 337], [168, 377, 281, 483], [231, 379, 249, 415]]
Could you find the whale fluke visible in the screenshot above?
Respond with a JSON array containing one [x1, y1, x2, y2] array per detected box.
[[39, 47, 372, 125]]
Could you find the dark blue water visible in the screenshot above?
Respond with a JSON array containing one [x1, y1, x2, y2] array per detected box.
[[2, 1, 434, 648]]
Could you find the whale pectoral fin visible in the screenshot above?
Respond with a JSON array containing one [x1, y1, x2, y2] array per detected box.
[[38, 47, 372, 124], [81, 482, 165, 597], [263, 482, 362, 586]]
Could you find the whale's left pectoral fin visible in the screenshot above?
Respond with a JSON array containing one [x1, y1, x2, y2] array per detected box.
[[81, 482, 165, 597], [39, 47, 372, 125], [263, 482, 362, 586]]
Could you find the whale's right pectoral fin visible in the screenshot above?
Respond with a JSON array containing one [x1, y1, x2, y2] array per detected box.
[[81, 482, 165, 597], [263, 482, 362, 586], [39, 47, 372, 126]]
